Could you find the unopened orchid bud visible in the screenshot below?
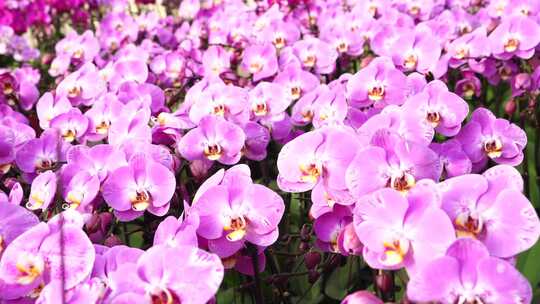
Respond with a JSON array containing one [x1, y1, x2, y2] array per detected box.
[[341, 291, 383, 304], [375, 271, 394, 295], [505, 99, 516, 116], [304, 251, 321, 270]]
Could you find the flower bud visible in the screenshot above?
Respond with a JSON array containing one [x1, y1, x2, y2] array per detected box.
[[505, 99, 516, 116], [341, 291, 383, 304], [308, 270, 320, 284], [375, 271, 394, 295], [304, 251, 321, 270], [104, 235, 123, 247]]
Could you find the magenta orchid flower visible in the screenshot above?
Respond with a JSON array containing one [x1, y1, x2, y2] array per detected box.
[[438, 165, 540, 258], [346, 131, 441, 198], [178, 115, 245, 165], [106, 244, 223, 304], [488, 15, 540, 60], [346, 56, 408, 108], [248, 82, 291, 121], [15, 129, 63, 175], [102, 153, 176, 221], [403, 80, 469, 136], [192, 165, 284, 258], [277, 127, 360, 199], [0, 211, 95, 300], [240, 43, 278, 82], [407, 238, 532, 303], [354, 187, 455, 272], [49, 108, 89, 143], [273, 64, 320, 101], [36, 92, 72, 130], [456, 107, 527, 169]]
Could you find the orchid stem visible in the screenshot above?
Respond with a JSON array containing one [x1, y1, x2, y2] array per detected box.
[[251, 247, 264, 304]]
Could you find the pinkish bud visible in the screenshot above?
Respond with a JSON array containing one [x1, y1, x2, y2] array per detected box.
[[308, 270, 320, 284], [304, 251, 322, 270], [375, 272, 394, 295], [189, 159, 212, 182], [505, 99, 516, 116], [360, 56, 374, 68], [104, 235, 123, 247], [341, 291, 383, 304]]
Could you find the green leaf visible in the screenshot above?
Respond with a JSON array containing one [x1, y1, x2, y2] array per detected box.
[[324, 263, 359, 300], [517, 241, 540, 291]]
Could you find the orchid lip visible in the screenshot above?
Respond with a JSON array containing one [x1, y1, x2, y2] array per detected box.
[[336, 41, 348, 53], [455, 211, 484, 238], [483, 138, 503, 158], [62, 129, 77, 142], [301, 108, 314, 122], [204, 142, 223, 161], [389, 172, 416, 193], [150, 287, 175, 304], [367, 83, 385, 102], [503, 37, 520, 53], [224, 215, 247, 241], [3, 82, 13, 95], [67, 86, 81, 98], [299, 161, 322, 183], [380, 238, 410, 266], [96, 121, 110, 134], [15, 255, 44, 285], [27, 193, 45, 210], [426, 111, 441, 127], [252, 101, 268, 116], [249, 60, 264, 74], [290, 86, 301, 99], [454, 46, 469, 60], [403, 53, 418, 70], [213, 103, 226, 116], [131, 190, 152, 211], [36, 158, 55, 172], [273, 36, 286, 49], [456, 294, 486, 304], [303, 54, 316, 68]]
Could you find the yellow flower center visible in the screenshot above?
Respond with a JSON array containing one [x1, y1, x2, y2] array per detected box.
[[131, 190, 151, 211], [224, 215, 247, 241], [273, 36, 286, 49], [62, 129, 77, 142], [455, 212, 484, 238], [504, 37, 520, 52], [303, 54, 316, 68], [380, 238, 410, 266], [15, 255, 44, 285], [291, 86, 302, 100], [68, 86, 81, 98], [389, 172, 416, 193], [204, 143, 223, 161], [368, 83, 385, 102], [426, 111, 441, 127], [300, 162, 322, 184], [213, 103, 226, 116], [96, 120, 110, 134], [483, 138, 503, 158], [252, 100, 268, 116]]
